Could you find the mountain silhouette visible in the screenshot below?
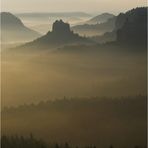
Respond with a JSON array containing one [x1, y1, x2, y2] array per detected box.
[[72, 16, 116, 36], [90, 7, 147, 46], [21, 20, 93, 49], [16, 12, 91, 18], [86, 13, 115, 24], [116, 7, 147, 47], [1, 12, 40, 43]]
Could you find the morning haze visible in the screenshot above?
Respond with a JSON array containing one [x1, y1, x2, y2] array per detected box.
[[1, 0, 147, 147], [2, 0, 147, 13]]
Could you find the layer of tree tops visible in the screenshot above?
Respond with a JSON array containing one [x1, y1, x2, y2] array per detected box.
[[2, 95, 146, 112], [1, 135, 145, 148]]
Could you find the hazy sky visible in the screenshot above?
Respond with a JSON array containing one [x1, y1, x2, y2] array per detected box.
[[1, 0, 147, 14]]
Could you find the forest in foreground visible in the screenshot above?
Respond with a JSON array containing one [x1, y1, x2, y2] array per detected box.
[[1, 134, 147, 148], [2, 96, 147, 148]]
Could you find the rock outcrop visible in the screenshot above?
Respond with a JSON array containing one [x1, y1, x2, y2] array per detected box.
[[20, 20, 93, 49]]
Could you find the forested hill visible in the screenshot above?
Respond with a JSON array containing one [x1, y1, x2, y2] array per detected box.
[[2, 96, 147, 148], [116, 7, 147, 47]]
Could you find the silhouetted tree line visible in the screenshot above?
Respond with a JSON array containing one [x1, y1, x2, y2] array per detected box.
[[1, 134, 48, 148], [1, 135, 98, 148], [2, 95, 146, 114], [1, 135, 146, 148]]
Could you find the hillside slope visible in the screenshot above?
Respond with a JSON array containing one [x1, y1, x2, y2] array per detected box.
[[1, 12, 40, 43]]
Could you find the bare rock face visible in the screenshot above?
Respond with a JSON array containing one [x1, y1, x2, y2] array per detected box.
[[19, 20, 93, 50], [52, 20, 72, 35]]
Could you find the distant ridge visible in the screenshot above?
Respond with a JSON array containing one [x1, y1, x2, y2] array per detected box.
[[86, 13, 115, 24], [1, 12, 41, 43], [16, 12, 91, 18], [72, 16, 116, 36]]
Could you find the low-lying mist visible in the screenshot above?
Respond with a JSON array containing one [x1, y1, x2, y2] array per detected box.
[[1, 45, 147, 107]]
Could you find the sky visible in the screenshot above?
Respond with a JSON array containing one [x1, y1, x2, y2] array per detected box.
[[1, 0, 147, 14]]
